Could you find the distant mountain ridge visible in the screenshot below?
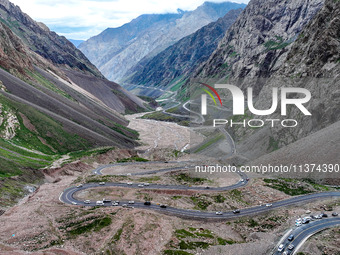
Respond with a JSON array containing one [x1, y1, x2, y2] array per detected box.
[[79, 1, 247, 82], [69, 39, 85, 47], [124, 8, 244, 94]]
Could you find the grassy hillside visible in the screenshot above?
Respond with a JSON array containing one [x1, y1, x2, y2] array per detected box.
[[0, 0, 146, 206], [0, 93, 95, 205]]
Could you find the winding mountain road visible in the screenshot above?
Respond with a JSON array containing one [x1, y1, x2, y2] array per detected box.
[[60, 162, 340, 221], [60, 181, 340, 221], [59, 86, 340, 252]]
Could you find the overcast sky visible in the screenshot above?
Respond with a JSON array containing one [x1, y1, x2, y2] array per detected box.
[[9, 0, 249, 40]]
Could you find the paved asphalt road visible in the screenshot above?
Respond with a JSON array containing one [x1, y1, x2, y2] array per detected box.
[[61, 162, 340, 221], [60, 162, 340, 253], [273, 217, 340, 255], [60, 183, 340, 221]]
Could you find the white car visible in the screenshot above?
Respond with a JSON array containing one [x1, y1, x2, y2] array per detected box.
[[127, 182, 133, 185], [96, 201, 104, 206], [278, 244, 284, 252], [126, 173, 132, 176], [84, 200, 91, 204], [99, 182, 105, 185], [215, 211, 223, 215], [71, 201, 78, 205], [144, 183, 150, 186], [128, 201, 135, 204], [265, 203, 272, 207], [112, 202, 119, 206], [76, 184, 83, 188]]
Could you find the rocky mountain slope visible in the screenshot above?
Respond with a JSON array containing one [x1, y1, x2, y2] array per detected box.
[[0, 0, 145, 204], [185, 0, 339, 160], [0, 0, 144, 115], [239, 0, 340, 158], [0, 0, 102, 78], [125, 8, 243, 92], [192, 0, 324, 94], [79, 1, 246, 82]]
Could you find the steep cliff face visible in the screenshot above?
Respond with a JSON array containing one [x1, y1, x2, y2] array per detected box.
[[79, 1, 246, 82], [0, 0, 103, 78], [280, 0, 340, 78], [232, 0, 340, 159], [125, 8, 243, 90], [193, 0, 324, 94]]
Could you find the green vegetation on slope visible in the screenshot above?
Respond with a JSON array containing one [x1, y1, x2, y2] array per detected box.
[[174, 173, 208, 185], [170, 78, 187, 92], [0, 93, 114, 205], [116, 156, 149, 163], [190, 196, 212, 210], [165, 227, 238, 254], [194, 134, 224, 153], [264, 36, 292, 51], [263, 178, 318, 196], [68, 216, 112, 236], [25, 69, 73, 101], [68, 147, 115, 161], [0, 95, 91, 155]]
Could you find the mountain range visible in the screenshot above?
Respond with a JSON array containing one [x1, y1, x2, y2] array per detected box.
[[113, 0, 339, 162], [124, 8, 243, 96], [79, 1, 247, 82]]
